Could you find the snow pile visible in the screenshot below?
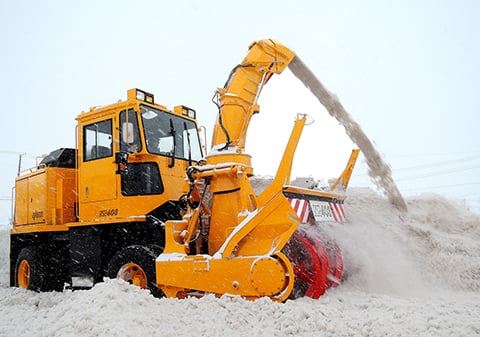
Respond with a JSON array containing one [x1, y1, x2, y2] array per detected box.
[[330, 188, 480, 296], [0, 187, 479, 336], [0, 279, 478, 337]]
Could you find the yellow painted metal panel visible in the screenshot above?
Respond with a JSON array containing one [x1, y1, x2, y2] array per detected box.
[[13, 167, 77, 227], [14, 177, 28, 226]]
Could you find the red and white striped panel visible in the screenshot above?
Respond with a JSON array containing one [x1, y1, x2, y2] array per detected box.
[[288, 198, 311, 223], [328, 202, 345, 223], [289, 198, 346, 223]]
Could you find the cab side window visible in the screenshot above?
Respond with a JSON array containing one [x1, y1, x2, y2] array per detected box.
[[83, 119, 113, 161]]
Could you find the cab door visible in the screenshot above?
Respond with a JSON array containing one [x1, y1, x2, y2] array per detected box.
[[78, 118, 117, 205]]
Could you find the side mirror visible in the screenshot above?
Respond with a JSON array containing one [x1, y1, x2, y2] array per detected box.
[[122, 122, 135, 144]]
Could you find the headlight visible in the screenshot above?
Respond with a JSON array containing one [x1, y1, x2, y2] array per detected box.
[[174, 105, 196, 119], [128, 88, 155, 104], [136, 90, 145, 101]]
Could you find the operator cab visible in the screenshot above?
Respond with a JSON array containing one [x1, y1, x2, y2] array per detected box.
[[77, 88, 204, 222], [119, 89, 203, 163]]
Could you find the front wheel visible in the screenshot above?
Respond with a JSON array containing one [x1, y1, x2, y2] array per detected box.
[[107, 245, 164, 298]]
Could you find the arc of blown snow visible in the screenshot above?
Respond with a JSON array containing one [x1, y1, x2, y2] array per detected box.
[[288, 56, 407, 211]]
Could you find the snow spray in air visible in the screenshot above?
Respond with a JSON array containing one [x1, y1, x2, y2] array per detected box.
[[288, 56, 407, 211]]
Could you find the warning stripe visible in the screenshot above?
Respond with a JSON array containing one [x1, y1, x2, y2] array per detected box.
[[288, 198, 310, 223], [329, 202, 345, 222]]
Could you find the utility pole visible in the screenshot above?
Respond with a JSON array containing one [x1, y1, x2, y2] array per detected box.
[[17, 153, 26, 176]]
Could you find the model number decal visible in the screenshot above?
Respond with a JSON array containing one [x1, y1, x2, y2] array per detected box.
[[309, 201, 335, 221], [32, 210, 44, 221], [99, 209, 119, 217]]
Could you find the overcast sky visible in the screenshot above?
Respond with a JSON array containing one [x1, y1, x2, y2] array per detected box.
[[1, 0, 479, 224]]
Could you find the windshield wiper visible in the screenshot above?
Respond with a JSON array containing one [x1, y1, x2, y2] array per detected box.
[[184, 122, 192, 167], [168, 119, 176, 168]]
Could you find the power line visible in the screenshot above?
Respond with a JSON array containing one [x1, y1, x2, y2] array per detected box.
[[0, 150, 28, 156], [389, 151, 480, 161], [352, 158, 480, 182], [401, 181, 480, 192], [395, 164, 480, 182], [394, 154, 480, 172]]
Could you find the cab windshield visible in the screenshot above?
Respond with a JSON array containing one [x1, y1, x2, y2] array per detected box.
[[141, 105, 203, 162]]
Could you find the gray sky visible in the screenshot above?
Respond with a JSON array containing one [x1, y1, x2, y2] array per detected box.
[[1, 0, 479, 224]]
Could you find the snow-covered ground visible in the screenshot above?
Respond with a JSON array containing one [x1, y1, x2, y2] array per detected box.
[[0, 187, 479, 336]]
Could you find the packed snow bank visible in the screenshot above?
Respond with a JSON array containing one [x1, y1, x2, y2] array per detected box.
[[0, 187, 479, 336], [0, 279, 478, 337]]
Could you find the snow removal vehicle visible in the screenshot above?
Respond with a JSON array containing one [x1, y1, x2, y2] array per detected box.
[[10, 39, 359, 301]]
